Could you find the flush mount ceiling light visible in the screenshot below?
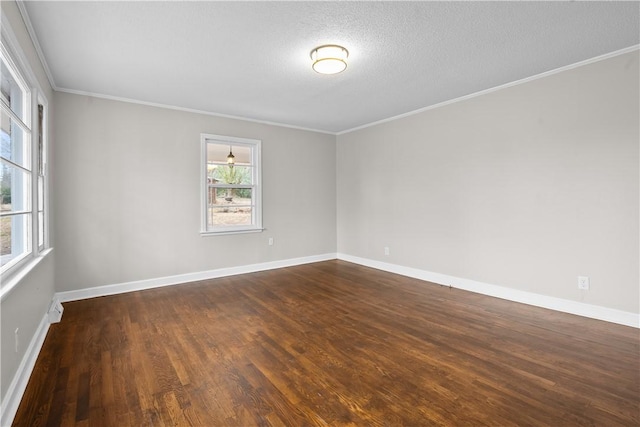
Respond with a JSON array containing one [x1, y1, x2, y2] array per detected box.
[[310, 45, 349, 75]]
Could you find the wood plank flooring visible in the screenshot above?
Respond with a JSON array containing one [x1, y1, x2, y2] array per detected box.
[[12, 260, 640, 426]]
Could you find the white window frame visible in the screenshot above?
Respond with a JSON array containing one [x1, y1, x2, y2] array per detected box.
[[200, 133, 262, 235], [0, 14, 50, 300], [36, 96, 48, 251], [1, 43, 31, 273]]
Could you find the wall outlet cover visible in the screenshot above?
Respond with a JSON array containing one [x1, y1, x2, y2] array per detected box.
[[578, 276, 590, 290]]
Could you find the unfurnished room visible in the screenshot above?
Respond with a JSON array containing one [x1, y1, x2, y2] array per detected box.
[[0, 1, 639, 426]]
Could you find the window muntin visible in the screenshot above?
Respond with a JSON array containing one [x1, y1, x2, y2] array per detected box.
[[201, 134, 262, 234]]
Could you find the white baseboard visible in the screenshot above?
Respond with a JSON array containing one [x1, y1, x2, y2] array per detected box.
[[3, 252, 635, 426], [56, 253, 338, 303], [0, 313, 51, 427], [55, 251, 639, 328], [337, 253, 639, 328]]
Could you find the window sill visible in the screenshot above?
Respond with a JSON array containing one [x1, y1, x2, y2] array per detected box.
[[0, 248, 54, 302], [200, 228, 264, 237]]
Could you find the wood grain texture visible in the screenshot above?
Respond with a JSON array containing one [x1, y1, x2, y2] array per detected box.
[[12, 260, 639, 426]]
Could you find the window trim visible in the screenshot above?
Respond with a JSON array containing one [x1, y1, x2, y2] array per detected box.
[[0, 12, 51, 294], [200, 133, 263, 236]]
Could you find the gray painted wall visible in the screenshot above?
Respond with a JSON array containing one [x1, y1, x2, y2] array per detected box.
[[1, 255, 55, 398], [337, 50, 639, 313], [1, 0, 55, 400], [53, 93, 337, 292]]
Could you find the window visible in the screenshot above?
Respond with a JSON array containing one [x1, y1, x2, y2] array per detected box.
[[37, 103, 46, 250], [1, 38, 48, 280], [201, 134, 262, 235]]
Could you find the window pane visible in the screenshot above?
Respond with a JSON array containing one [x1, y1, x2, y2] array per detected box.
[[1, 57, 26, 121], [38, 174, 44, 249], [38, 104, 44, 175], [1, 162, 30, 213], [1, 213, 31, 267], [208, 187, 253, 228], [209, 188, 252, 206], [209, 207, 253, 227], [1, 115, 30, 169], [207, 143, 251, 165], [210, 165, 252, 185], [38, 175, 44, 210], [38, 211, 44, 248]]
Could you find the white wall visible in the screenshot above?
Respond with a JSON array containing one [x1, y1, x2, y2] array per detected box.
[[337, 50, 639, 314], [53, 93, 336, 292], [1, 0, 55, 404]]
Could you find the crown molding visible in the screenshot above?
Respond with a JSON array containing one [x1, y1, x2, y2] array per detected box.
[[337, 45, 640, 135], [15, 0, 58, 91]]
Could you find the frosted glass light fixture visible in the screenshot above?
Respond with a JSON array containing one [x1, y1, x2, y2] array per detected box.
[[310, 45, 349, 74]]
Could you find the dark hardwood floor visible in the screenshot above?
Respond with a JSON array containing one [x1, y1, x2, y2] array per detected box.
[[12, 260, 639, 426]]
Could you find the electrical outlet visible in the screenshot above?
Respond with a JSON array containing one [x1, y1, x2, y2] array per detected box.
[[268, 237, 274, 246], [384, 246, 390, 256], [14, 328, 19, 353], [578, 276, 590, 290]]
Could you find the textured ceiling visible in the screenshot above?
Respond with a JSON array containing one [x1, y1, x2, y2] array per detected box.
[[21, 1, 640, 134]]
